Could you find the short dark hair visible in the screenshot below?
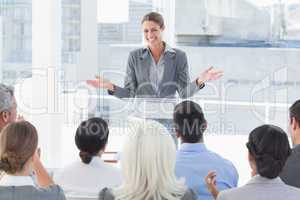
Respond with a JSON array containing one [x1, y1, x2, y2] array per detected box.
[[289, 99, 300, 125], [247, 124, 291, 179], [173, 101, 207, 143], [141, 12, 165, 28], [75, 117, 109, 164]]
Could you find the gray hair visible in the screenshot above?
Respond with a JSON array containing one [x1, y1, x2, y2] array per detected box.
[[0, 84, 14, 113]]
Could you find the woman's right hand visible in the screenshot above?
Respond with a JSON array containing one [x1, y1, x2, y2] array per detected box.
[[32, 148, 54, 188], [205, 171, 219, 199], [86, 75, 114, 91]]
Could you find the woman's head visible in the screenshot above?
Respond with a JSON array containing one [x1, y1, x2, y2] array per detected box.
[[247, 124, 291, 179], [0, 121, 38, 174], [114, 120, 186, 200], [75, 117, 109, 164], [141, 12, 165, 47]]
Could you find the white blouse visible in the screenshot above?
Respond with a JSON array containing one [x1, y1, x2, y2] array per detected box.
[[54, 156, 122, 197], [0, 175, 35, 187]]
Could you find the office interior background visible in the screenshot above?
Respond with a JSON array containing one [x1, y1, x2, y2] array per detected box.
[[0, 0, 299, 185]]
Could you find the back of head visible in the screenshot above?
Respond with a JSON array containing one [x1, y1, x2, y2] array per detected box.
[[289, 99, 300, 125], [0, 84, 14, 111], [0, 84, 14, 126], [247, 124, 291, 179], [173, 100, 206, 143], [114, 120, 185, 200], [75, 117, 109, 164], [0, 121, 38, 174]]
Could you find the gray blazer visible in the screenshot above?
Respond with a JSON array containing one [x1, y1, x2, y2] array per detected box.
[[217, 176, 300, 200], [280, 144, 300, 188], [0, 185, 66, 200], [99, 188, 197, 200], [110, 47, 201, 98]]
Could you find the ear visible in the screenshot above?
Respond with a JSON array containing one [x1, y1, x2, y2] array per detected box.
[[175, 131, 180, 138], [1, 111, 10, 123], [161, 25, 165, 32], [291, 117, 298, 130], [248, 152, 254, 162], [203, 121, 208, 131], [248, 152, 257, 176]]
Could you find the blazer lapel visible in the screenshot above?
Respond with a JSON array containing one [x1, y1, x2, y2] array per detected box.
[[159, 51, 176, 90], [139, 49, 157, 93], [140, 49, 152, 83]]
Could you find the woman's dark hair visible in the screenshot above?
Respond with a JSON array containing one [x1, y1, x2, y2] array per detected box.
[[246, 124, 291, 179], [75, 117, 109, 164], [0, 121, 38, 174], [289, 99, 300, 125], [141, 12, 164, 28]]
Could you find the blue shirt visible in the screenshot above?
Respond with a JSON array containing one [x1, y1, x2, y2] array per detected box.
[[175, 143, 238, 200]]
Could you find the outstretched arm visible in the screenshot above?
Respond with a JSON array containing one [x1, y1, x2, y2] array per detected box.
[[86, 53, 137, 98], [176, 52, 223, 98], [86, 75, 114, 91], [196, 66, 223, 86]]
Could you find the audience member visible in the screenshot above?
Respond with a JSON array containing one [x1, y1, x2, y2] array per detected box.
[[0, 84, 17, 131], [54, 117, 121, 197], [99, 120, 197, 200], [280, 99, 300, 188], [173, 100, 238, 200], [0, 121, 66, 200], [206, 124, 300, 200]]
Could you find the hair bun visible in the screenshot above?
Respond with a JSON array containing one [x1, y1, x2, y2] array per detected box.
[[0, 152, 22, 174], [256, 154, 284, 179], [79, 151, 93, 164]]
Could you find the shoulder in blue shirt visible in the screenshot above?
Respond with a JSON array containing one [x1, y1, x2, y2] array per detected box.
[[175, 143, 238, 200]]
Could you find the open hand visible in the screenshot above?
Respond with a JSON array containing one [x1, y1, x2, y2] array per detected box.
[[86, 75, 113, 90], [197, 67, 223, 85]]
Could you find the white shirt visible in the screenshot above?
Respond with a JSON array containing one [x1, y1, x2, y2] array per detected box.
[[0, 175, 35, 187], [54, 157, 122, 197]]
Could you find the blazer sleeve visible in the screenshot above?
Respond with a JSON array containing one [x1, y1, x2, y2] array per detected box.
[[36, 185, 66, 200], [216, 190, 231, 200], [108, 52, 137, 98], [176, 52, 202, 98]]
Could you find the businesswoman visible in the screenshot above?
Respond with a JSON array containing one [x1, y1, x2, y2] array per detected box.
[[87, 12, 222, 98], [0, 121, 66, 200], [205, 124, 300, 200]]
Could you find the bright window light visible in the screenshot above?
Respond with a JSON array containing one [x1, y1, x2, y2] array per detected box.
[[97, 0, 129, 23], [245, 0, 279, 7]]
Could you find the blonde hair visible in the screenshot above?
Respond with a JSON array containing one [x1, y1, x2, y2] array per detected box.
[[113, 120, 186, 200]]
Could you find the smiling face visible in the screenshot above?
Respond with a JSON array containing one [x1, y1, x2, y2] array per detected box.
[[142, 20, 164, 48]]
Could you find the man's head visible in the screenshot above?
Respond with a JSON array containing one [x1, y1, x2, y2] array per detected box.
[[173, 100, 207, 143], [0, 84, 17, 131], [289, 99, 300, 146]]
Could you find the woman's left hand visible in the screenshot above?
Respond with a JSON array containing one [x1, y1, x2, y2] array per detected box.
[[197, 67, 223, 86]]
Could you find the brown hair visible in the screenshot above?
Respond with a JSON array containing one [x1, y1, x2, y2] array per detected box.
[[0, 121, 38, 174], [141, 12, 165, 28]]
